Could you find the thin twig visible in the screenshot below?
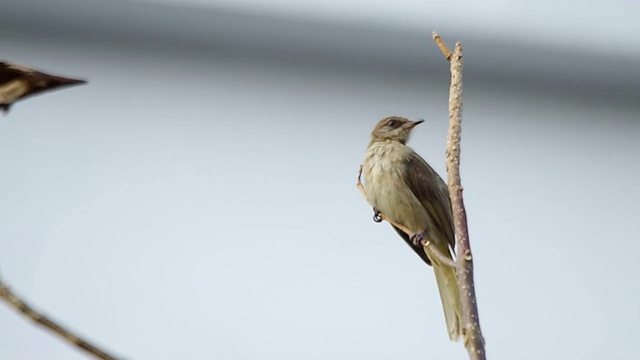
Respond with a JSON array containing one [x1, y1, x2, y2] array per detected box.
[[356, 165, 368, 202], [0, 276, 122, 360], [422, 240, 457, 268], [356, 166, 456, 269], [432, 32, 452, 61], [438, 37, 487, 359]]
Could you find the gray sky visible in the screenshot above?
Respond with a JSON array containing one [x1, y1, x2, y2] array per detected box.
[[1, 1, 639, 360]]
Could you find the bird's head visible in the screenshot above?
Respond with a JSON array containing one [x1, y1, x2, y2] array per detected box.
[[370, 116, 424, 144]]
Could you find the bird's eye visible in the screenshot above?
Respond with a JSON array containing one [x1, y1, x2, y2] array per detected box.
[[387, 120, 397, 127]]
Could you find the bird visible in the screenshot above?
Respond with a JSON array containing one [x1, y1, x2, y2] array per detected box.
[[361, 115, 462, 341], [0, 61, 86, 113]]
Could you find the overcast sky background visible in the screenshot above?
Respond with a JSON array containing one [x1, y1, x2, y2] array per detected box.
[[1, 1, 639, 360]]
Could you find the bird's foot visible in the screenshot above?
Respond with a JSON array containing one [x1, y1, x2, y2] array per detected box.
[[410, 230, 426, 246], [372, 208, 383, 223]]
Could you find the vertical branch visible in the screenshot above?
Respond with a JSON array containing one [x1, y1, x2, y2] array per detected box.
[[436, 34, 486, 359]]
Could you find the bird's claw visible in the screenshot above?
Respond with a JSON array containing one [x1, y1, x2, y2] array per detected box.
[[372, 208, 383, 223], [410, 230, 426, 246]]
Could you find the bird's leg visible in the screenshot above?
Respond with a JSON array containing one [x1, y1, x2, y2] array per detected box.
[[372, 208, 383, 222]]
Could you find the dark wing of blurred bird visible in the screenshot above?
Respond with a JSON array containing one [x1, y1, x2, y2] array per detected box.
[[0, 61, 86, 113]]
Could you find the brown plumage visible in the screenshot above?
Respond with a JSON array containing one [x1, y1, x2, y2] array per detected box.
[[361, 116, 462, 341], [0, 61, 86, 113]]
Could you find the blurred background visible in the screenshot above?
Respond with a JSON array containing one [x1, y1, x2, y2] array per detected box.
[[1, 1, 639, 359]]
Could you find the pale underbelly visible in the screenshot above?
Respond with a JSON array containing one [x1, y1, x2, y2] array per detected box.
[[363, 165, 429, 233]]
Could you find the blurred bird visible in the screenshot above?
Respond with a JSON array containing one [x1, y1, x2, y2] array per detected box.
[[361, 116, 462, 341], [0, 61, 86, 113]]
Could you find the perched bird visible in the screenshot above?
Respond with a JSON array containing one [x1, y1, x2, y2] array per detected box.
[[0, 61, 86, 113], [361, 116, 462, 341]]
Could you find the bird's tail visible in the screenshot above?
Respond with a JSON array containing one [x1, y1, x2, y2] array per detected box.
[[431, 252, 462, 341]]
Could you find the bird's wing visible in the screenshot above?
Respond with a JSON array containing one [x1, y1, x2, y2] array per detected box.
[[402, 151, 456, 251], [0, 61, 86, 111], [0, 62, 35, 85]]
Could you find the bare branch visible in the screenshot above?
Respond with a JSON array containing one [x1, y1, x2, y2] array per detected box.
[[0, 275, 122, 360], [436, 35, 487, 359]]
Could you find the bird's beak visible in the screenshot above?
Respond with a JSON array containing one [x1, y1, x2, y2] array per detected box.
[[403, 119, 425, 129]]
